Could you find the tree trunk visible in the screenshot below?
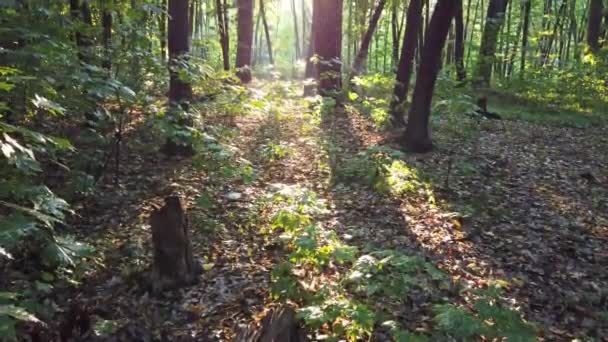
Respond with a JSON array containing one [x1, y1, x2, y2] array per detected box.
[[102, 6, 113, 71], [391, 2, 399, 70], [291, 0, 302, 59], [520, 0, 531, 77], [351, 0, 387, 77], [474, 0, 509, 87], [260, 0, 274, 64], [237, 307, 307, 342], [149, 196, 201, 294], [168, 0, 193, 103], [403, 0, 458, 153], [236, 0, 254, 82], [70, 0, 93, 63], [216, 0, 230, 70], [390, 0, 423, 127], [454, 0, 466, 81], [587, 0, 604, 53], [160, 0, 167, 63], [313, 0, 343, 95]]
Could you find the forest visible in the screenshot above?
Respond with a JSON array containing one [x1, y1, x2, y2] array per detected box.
[[0, 0, 607, 340]]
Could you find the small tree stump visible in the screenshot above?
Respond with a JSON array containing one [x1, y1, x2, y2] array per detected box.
[[237, 307, 307, 342], [149, 196, 201, 294]]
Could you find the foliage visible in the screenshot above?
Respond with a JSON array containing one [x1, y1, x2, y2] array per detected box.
[[337, 146, 434, 200], [434, 287, 536, 341]]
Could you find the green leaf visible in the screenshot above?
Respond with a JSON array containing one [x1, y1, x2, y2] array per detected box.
[[93, 319, 119, 336], [0, 305, 41, 323], [0, 315, 17, 342]]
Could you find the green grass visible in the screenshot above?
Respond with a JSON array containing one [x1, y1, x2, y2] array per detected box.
[[485, 93, 607, 128]]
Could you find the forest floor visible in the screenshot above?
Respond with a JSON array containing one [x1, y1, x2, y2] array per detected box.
[[50, 80, 607, 341]]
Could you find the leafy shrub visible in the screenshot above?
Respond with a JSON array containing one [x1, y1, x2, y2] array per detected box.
[[337, 146, 433, 199], [434, 287, 536, 341]]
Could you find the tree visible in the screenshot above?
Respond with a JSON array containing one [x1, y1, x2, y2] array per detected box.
[[236, 0, 254, 83], [313, 0, 344, 95], [168, 0, 193, 103], [454, 0, 466, 81], [260, 0, 274, 65], [402, 0, 458, 152], [519, 0, 531, 77], [216, 0, 230, 70], [390, 0, 423, 127], [474, 0, 510, 87], [587, 0, 604, 53], [351, 0, 387, 77]]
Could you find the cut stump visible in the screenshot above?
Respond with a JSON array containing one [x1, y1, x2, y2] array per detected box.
[[149, 196, 201, 294], [237, 307, 307, 342]]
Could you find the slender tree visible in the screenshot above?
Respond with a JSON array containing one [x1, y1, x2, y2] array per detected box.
[[474, 0, 510, 87], [159, 0, 167, 63], [260, 0, 274, 64], [351, 0, 387, 77], [291, 0, 302, 59], [403, 0, 458, 152], [216, 0, 230, 70], [236, 0, 254, 82], [520, 0, 532, 77], [390, 0, 423, 126], [454, 0, 466, 81], [587, 0, 604, 53]]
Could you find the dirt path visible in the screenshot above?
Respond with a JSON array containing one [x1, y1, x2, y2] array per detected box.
[[58, 80, 607, 341]]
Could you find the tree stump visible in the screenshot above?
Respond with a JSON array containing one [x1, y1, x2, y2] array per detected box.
[[237, 307, 307, 342], [149, 196, 201, 294]]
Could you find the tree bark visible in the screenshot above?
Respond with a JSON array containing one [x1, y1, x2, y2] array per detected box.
[[102, 6, 113, 71], [236, 0, 254, 82], [474, 0, 509, 87], [519, 0, 531, 77], [403, 0, 458, 153], [168, 0, 193, 103], [313, 0, 343, 95], [390, 0, 423, 127], [216, 0, 230, 70], [587, 0, 604, 53], [351, 0, 387, 77], [260, 0, 274, 64], [160, 0, 168, 63], [454, 0, 466, 81], [291, 0, 302, 59], [149, 196, 201, 294]]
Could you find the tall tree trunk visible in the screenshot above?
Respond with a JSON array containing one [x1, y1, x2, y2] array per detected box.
[[160, 0, 167, 63], [391, 2, 399, 70], [302, 0, 308, 56], [390, 0, 423, 126], [587, 0, 604, 53], [236, 0, 254, 82], [403, 0, 458, 153], [102, 5, 113, 71], [260, 0, 274, 64], [314, 0, 344, 95], [216, 0, 230, 70], [565, 0, 577, 63], [454, 0, 466, 81], [520, 0, 531, 77], [253, 9, 261, 65], [351, 0, 387, 77], [465, 0, 481, 67], [474, 0, 510, 87], [291, 0, 302, 59], [168, 0, 193, 102], [70, 0, 93, 63], [166, 0, 194, 155]]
